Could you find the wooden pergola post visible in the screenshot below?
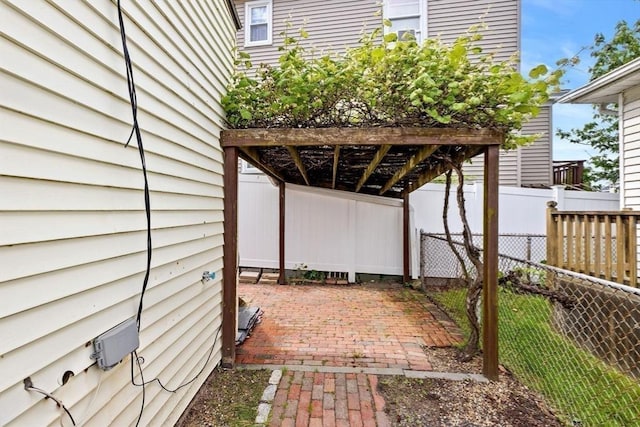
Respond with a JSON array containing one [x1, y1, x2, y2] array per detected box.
[[403, 193, 410, 283], [222, 146, 238, 368], [482, 144, 500, 380], [278, 181, 286, 285]]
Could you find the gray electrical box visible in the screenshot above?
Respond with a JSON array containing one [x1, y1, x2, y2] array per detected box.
[[91, 317, 139, 371]]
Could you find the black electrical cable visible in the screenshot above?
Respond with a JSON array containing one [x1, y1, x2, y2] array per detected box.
[[133, 350, 146, 427], [130, 324, 223, 393], [116, 2, 151, 424], [24, 381, 76, 426], [116, 0, 152, 333], [117, 1, 225, 422]]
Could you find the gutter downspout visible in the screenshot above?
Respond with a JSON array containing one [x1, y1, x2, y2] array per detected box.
[[618, 93, 625, 209]]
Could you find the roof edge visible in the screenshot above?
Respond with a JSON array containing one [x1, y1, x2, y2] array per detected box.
[[225, 0, 242, 30], [557, 57, 640, 104]]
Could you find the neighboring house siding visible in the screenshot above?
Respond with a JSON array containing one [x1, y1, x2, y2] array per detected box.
[[462, 149, 519, 186], [0, 1, 234, 426], [235, 0, 380, 65], [236, 0, 520, 64], [622, 86, 640, 209], [520, 106, 552, 186], [430, 0, 551, 186], [235, 0, 549, 187], [461, 107, 552, 187], [427, 0, 519, 63]]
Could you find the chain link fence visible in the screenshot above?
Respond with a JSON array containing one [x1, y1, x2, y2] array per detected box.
[[421, 233, 640, 427]]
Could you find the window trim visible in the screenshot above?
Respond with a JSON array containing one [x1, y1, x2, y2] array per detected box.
[[383, 0, 427, 43], [244, 0, 272, 47], [241, 159, 262, 174]]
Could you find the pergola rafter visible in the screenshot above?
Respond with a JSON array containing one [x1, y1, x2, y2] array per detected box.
[[286, 146, 311, 185], [239, 147, 284, 182], [403, 146, 485, 195], [355, 144, 391, 192], [380, 144, 437, 195], [332, 146, 341, 189]]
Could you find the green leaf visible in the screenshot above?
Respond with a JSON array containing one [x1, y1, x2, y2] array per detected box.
[[383, 33, 398, 43], [450, 44, 467, 62], [383, 18, 392, 27], [371, 47, 385, 61], [240, 109, 252, 120], [509, 91, 529, 103], [451, 102, 468, 112], [528, 64, 548, 79]]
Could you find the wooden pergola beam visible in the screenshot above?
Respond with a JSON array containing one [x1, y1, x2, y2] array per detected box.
[[355, 145, 392, 192], [403, 147, 484, 195], [483, 144, 500, 381], [286, 146, 310, 186], [380, 145, 437, 195], [332, 145, 341, 189], [278, 182, 286, 285], [403, 193, 410, 283], [239, 147, 285, 182], [221, 127, 504, 148], [222, 146, 238, 368]]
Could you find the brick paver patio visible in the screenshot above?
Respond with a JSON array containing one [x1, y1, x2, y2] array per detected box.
[[237, 282, 463, 371]]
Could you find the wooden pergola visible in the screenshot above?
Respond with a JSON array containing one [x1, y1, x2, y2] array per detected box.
[[220, 127, 503, 380]]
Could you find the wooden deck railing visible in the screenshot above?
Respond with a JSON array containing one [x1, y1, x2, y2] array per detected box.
[[546, 202, 639, 287], [552, 160, 585, 188]]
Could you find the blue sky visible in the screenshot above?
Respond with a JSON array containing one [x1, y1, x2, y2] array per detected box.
[[521, 0, 639, 160]]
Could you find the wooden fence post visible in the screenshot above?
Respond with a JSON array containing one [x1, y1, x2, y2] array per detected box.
[[546, 201, 558, 266], [546, 201, 559, 291]]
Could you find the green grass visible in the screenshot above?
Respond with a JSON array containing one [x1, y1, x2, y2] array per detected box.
[[429, 288, 640, 426]]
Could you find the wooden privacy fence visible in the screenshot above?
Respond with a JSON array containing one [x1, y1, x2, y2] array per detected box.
[[546, 202, 640, 287]]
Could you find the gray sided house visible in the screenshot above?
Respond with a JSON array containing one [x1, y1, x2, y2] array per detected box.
[[233, 0, 553, 187], [0, 1, 238, 425]]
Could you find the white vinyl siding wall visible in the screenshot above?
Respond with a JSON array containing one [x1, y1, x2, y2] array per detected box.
[[621, 87, 640, 277], [622, 86, 640, 209], [0, 1, 234, 426]]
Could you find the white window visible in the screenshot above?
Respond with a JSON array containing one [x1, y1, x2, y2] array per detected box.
[[245, 0, 272, 47], [241, 159, 262, 174], [384, 0, 427, 43]]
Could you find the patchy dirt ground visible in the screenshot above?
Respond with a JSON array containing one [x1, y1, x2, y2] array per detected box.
[[176, 367, 270, 427], [378, 374, 563, 427], [379, 346, 564, 427]]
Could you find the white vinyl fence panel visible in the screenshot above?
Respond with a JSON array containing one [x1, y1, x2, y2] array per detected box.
[[239, 176, 619, 280]]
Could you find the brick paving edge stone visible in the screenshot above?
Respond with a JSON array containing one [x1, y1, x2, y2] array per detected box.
[[255, 369, 283, 426]]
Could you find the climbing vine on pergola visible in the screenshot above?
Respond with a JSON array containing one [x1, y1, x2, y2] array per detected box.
[[224, 26, 561, 148], [219, 26, 562, 380]]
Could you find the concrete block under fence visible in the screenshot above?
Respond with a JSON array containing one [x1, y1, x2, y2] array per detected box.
[[552, 278, 640, 379]]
